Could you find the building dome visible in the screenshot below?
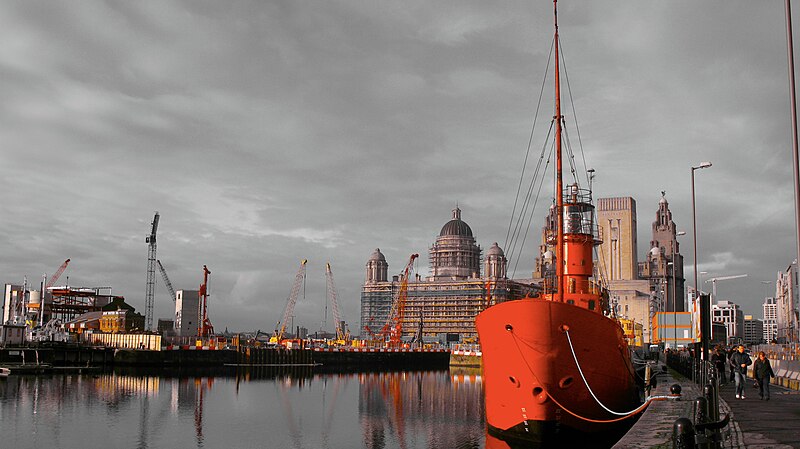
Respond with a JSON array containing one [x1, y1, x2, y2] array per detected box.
[[366, 248, 388, 283], [439, 207, 473, 237], [486, 242, 505, 257], [430, 207, 481, 280], [369, 248, 386, 262]]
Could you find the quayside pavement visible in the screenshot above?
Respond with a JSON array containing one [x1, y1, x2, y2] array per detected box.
[[717, 380, 800, 448], [614, 365, 800, 448]]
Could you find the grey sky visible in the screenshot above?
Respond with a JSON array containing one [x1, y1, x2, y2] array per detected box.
[[1, 1, 796, 333]]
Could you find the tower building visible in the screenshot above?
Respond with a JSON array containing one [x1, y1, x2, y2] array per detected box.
[[596, 197, 639, 281], [638, 193, 686, 312], [763, 296, 778, 343]]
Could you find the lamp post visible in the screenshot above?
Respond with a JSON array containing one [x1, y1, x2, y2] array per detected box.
[[692, 161, 712, 361]]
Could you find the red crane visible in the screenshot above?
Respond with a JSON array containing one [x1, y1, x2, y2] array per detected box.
[[387, 253, 418, 346], [44, 259, 70, 290], [197, 265, 214, 337]]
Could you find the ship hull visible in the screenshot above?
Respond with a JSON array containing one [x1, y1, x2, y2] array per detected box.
[[476, 298, 641, 445]]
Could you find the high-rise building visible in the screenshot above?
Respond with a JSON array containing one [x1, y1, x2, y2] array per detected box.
[[776, 260, 799, 343], [637, 193, 686, 312], [743, 315, 764, 345], [712, 300, 744, 344], [175, 290, 199, 337], [596, 197, 638, 281], [762, 296, 778, 343], [360, 208, 534, 341]]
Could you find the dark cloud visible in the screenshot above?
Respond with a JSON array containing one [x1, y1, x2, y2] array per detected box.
[[1, 1, 796, 331]]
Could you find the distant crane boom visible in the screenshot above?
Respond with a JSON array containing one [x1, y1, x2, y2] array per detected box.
[[705, 274, 748, 298], [44, 259, 71, 290], [387, 253, 419, 346], [325, 262, 347, 341], [145, 211, 160, 331], [157, 260, 177, 302], [275, 259, 308, 341]]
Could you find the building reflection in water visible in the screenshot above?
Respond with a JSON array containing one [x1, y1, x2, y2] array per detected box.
[[2, 367, 489, 449], [359, 368, 485, 449]]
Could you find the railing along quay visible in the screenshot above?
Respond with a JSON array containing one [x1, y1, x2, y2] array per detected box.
[[613, 351, 730, 449]]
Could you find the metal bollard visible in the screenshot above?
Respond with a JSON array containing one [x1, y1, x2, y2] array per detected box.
[[673, 417, 695, 449], [704, 383, 719, 422], [694, 396, 708, 424], [703, 383, 721, 449]]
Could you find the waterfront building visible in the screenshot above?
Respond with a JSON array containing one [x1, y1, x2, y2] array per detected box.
[[360, 208, 536, 341], [776, 260, 799, 343], [637, 193, 686, 312], [742, 315, 764, 345], [593, 195, 686, 344], [610, 279, 657, 345], [175, 290, 199, 337], [762, 296, 778, 343], [2, 284, 24, 324], [712, 300, 744, 344], [428, 207, 482, 280], [157, 319, 175, 336], [596, 197, 639, 281], [64, 297, 144, 335]]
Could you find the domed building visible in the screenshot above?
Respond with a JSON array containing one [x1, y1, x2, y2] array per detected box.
[[360, 207, 535, 342], [428, 207, 482, 280]]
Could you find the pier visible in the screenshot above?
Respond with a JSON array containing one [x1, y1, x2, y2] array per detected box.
[[615, 354, 800, 449]]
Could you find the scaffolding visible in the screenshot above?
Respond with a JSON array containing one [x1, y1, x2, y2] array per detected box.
[[32, 286, 120, 324], [360, 278, 539, 341]]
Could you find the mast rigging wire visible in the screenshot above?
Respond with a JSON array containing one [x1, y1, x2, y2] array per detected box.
[[503, 36, 555, 264]]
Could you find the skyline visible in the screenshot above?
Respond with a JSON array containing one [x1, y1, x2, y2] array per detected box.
[[1, 1, 798, 332]]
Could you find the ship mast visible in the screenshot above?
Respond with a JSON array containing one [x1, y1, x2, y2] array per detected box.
[[553, 0, 564, 302]]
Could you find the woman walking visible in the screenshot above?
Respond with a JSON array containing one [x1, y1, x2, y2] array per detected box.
[[754, 351, 776, 400]]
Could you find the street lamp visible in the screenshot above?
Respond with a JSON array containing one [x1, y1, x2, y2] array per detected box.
[[692, 161, 712, 361]]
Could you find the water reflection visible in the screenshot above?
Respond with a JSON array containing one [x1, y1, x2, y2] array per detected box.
[[1, 368, 488, 449], [359, 369, 484, 449]]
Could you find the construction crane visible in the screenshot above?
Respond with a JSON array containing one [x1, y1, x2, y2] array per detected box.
[[387, 253, 419, 346], [44, 259, 70, 290], [325, 262, 348, 343], [156, 260, 177, 302], [273, 259, 308, 342], [198, 265, 214, 337], [704, 274, 748, 299], [145, 212, 160, 331]]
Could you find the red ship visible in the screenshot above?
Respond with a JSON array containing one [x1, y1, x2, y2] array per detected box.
[[475, 1, 641, 446]]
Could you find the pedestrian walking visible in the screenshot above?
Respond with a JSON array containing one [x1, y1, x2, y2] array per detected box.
[[712, 346, 727, 384], [729, 344, 752, 399], [727, 346, 736, 382], [753, 351, 776, 400]]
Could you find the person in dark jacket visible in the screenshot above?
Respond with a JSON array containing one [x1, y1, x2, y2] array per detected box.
[[712, 346, 727, 384], [727, 346, 736, 382], [729, 344, 752, 399], [753, 351, 776, 400]]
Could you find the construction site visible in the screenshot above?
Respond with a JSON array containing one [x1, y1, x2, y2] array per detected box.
[[0, 208, 476, 366]]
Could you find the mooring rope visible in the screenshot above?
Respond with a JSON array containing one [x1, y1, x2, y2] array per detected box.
[[564, 329, 668, 417]]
